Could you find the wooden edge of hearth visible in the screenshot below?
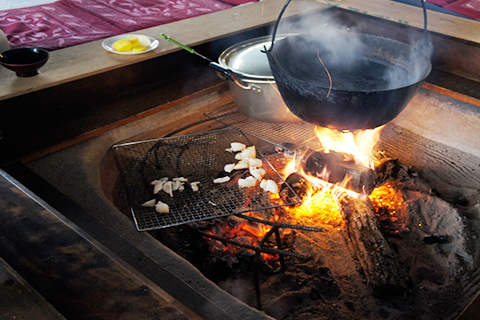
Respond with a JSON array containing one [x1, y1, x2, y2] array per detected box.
[[0, 0, 328, 102], [316, 0, 480, 44]]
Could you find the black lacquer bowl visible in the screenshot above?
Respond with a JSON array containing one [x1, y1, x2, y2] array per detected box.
[[0, 48, 49, 77]]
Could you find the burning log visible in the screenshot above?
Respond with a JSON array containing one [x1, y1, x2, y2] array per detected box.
[[279, 172, 313, 206], [337, 192, 408, 296], [304, 151, 376, 194]]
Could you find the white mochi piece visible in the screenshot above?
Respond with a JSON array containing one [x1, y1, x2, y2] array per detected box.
[[230, 142, 246, 152], [155, 201, 170, 213], [238, 176, 257, 188], [141, 199, 156, 207], [214, 176, 230, 183]]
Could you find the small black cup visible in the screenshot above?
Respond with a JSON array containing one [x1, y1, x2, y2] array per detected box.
[[0, 48, 49, 77]]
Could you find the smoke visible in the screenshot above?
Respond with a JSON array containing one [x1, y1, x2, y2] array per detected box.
[[274, 11, 367, 69], [381, 35, 432, 90], [268, 6, 432, 91]]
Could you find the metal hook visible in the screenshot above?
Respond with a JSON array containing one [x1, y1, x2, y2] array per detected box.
[[263, 0, 292, 53]]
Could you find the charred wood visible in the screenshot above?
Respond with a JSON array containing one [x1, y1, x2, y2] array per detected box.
[[280, 173, 313, 207], [303, 151, 376, 194], [337, 193, 409, 296], [372, 158, 401, 186], [423, 234, 449, 245]]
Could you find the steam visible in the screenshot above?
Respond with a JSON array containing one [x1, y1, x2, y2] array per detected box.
[[270, 7, 432, 91], [274, 13, 367, 72], [383, 35, 433, 90]]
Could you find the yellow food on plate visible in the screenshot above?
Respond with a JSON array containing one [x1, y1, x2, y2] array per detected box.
[[112, 35, 151, 53], [132, 45, 147, 52], [138, 35, 152, 47], [112, 39, 132, 52], [126, 36, 140, 44]]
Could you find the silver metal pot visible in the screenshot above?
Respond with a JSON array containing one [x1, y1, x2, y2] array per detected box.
[[217, 36, 301, 123]]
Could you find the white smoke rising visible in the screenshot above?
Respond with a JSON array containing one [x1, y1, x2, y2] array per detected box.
[[269, 5, 432, 90], [274, 11, 366, 69]]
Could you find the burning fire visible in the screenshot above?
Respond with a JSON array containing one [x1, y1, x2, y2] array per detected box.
[[285, 187, 344, 227], [206, 126, 389, 260], [314, 126, 384, 168], [369, 183, 401, 215], [280, 126, 385, 227]]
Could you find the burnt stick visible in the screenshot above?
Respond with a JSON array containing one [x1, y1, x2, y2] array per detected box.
[[337, 192, 409, 297]]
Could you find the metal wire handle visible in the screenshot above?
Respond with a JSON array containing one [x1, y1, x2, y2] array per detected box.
[[265, 0, 429, 53], [421, 0, 429, 39], [264, 0, 291, 53]]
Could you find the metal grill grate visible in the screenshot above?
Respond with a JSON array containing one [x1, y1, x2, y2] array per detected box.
[[112, 128, 300, 231], [204, 104, 319, 149]]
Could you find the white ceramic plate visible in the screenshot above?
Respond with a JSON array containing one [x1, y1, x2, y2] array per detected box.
[[102, 34, 159, 55]]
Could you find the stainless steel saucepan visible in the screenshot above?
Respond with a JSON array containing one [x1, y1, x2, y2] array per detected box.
[[161, 34, 301, 123]]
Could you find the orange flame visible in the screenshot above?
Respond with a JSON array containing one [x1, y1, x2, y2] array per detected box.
[[206, 125, 386, 259], [314, 126, 383, 168], [281, 153, 360, 198], [285, 187, 344, 227], [278, 125, 385, 227]]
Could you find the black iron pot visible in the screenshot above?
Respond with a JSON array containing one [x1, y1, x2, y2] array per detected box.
[[265, 33, 431, 130], [264, 0, 432, 130]]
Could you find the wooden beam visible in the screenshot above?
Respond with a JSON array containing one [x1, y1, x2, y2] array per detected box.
[[316, 0, 480, 43], [422, 82, 480, 107], [0, 257, 66, 320]]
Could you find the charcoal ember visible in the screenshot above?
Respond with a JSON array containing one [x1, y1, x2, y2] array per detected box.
[[423, 234, 448, 244], [376, 207, 404, 238], [280, 173, 314, 206]]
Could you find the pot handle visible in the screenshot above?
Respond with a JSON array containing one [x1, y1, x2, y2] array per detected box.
[[265, 0, 429, 53], [264, 0, 291, 53], [209, 62, 263, 93], [159, 34, 264, 92], [413, 0, 433, 57]]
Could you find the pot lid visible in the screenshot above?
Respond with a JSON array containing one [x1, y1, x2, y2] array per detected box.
[[219, 36, 287, 80]]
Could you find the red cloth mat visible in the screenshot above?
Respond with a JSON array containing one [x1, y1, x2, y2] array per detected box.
[[62, 0, 233, 32], [444, 0, 480, 19], [0, 1, 123, 51], [0, 0, 252, 51], [427, 0, 449, 7]]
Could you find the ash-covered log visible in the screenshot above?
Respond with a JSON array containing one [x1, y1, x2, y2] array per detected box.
[[337, 192, 409, 296], [372, 158, 401, 186], [303, 151, 377, 194]]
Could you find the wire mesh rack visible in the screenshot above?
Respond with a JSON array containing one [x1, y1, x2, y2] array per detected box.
[[112, 128, 300, 231], [204, 103, 319, 149]]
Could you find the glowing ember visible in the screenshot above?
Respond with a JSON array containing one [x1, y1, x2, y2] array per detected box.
[[284, 188, 344, 227], [369, 184, 401, 214], [239, 216, 272, 239], [205, 212, 277, 261]]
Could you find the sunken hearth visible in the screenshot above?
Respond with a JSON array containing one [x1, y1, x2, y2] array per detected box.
[[112, 130, 479, 320]]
